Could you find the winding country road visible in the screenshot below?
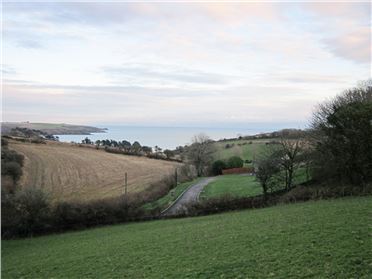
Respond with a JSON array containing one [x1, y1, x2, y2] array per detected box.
[[161, 177, 217, 216]]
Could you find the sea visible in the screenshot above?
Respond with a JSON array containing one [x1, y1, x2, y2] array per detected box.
[[57, 125, 296, 150]]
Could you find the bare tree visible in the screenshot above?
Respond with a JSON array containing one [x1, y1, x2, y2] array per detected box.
[[186, 134, 215, 177], [272, 137, 304, 191], [255, 154, 280, 199]]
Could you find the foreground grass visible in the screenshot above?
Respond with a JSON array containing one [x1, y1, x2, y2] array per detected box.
[[142, 178, 202, 211], [2, 197, 371, 278], [200, 174, 262, 199]]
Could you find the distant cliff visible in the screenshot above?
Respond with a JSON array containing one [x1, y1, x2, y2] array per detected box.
[[1, 122, 107, 135]]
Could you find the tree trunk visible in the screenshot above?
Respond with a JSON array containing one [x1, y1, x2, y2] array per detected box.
[[288, 167, 293, 190], [263, 183, 268, 201]]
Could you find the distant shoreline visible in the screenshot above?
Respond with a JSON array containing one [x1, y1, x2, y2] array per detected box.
[[1, 122, 107, 136]]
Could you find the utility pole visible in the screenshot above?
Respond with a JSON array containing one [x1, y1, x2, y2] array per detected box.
[[175, 168, 178, 186], [124, 172, 128, 196]]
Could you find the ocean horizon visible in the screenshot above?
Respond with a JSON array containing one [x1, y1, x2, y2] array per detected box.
[[57, 124, 301, 150]]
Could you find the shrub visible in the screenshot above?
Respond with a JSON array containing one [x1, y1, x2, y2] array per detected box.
[[1, 137, 9, 147], [187, 195, 267, 216], [227, 156, 244, 168], [1, 188, 50, 238], [2, 162, 23, 183], [2, 149, 24, 166], [211, 160, 226, 175], [51, 198, 144, 231], [179, 164, 197, 180]]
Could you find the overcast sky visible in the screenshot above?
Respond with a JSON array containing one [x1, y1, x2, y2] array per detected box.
[[2, 1, 371, 128]]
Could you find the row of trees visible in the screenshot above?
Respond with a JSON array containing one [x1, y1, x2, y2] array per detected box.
[[82, 138, 144, 151], [81, 137, 177, 159]]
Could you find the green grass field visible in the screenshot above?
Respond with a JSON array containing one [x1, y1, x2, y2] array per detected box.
[[2, 197, 371, 278], [200, 174, 262, 199], [200, 168, 308, 200], [213, 139, 271, 165], [142, 178, 202, 211]]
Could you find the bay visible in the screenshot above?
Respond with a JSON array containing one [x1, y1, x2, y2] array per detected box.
[[57, 125, 285, 150]]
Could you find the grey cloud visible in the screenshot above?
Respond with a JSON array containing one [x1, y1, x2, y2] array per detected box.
[[16, 40, 43, 49], [102, 64, 233, 85], [4, 2, 143, 26], [300, 2, 371, 64], [3, 80, 223, 99], [1, 65, 17, 75], [279, 74, 349, 84], [322, 32, 371, 64]]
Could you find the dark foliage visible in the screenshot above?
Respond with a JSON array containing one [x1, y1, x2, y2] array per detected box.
[[311, 81, 372, 186], [226, 156, 244, 168], [211, 160, 227, 175], [1, 140, 25, 185], [1, 188, 51, 238]]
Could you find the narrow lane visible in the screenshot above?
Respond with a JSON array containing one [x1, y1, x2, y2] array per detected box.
[[161, 177, 216, 216]]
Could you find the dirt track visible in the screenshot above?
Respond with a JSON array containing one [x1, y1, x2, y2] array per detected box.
[[10, 141, 181, 202], [162, 177, 216, 216]]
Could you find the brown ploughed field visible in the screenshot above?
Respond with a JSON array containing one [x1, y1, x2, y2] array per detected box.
[[9, 140, 181, 202]]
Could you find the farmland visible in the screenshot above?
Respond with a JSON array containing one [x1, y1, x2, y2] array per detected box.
[[199, 174, 262, 199], [2, 196, 371, 278], [9, 140, 181, 202], [213, 139, 273, 166]]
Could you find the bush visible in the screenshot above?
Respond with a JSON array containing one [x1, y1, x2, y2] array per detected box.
[[2, 137, 8, 147], [227, 156, 244, 168], [2, 162, 23, 183], [211, 160, 226, 175], [2, 149, 24, 166], [51, 198, 144, 231], [179, 164, 197, 180], [187, 195, 267, 216], [2, 188, 50, 238]]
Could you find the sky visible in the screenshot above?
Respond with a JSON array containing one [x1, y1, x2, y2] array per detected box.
[[2, 1, 371, 129]]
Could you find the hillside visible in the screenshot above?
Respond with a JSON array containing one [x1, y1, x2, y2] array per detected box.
[[212, 138, 273, 165], [2, 197, 370, 278], [9, 140, 181, 202], [1, 122, 106, 135]]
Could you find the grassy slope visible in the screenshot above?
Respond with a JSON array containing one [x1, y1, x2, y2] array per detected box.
[[199, 174, 262, 199], [142, 178, 202, 211], [213, 139, 271, 165], [2, 197, 371, 278], [200, 168, 308, 200]]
